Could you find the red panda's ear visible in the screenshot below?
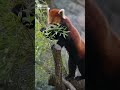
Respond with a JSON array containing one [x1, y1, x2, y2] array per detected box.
[[58, 9, 66, 19], [47, 7, 50, 12]]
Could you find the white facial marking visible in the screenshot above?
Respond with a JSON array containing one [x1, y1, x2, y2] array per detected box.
[[58, 9, 66, 19]]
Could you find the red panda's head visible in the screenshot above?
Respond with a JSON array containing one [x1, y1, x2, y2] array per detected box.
[[40, 8, 68, 40], [48, 8, 66, 25]]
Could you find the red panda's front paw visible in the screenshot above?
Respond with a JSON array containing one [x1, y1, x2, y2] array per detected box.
[[75, 76, 85, 81], [65, 75, 75, 81]]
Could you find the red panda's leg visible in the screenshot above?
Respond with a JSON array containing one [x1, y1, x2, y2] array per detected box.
[[65, 56, 76, 80], [76, 59, 85, 80], [57, 38, 65, 47]]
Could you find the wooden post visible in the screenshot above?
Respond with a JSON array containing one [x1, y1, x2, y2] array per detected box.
[[51, 44, 62, 90], [50, 44, 85, 90]]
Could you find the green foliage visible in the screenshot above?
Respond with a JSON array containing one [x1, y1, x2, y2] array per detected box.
[[35, 1, 70, 89], [0, 0, 22, 81], [18, 2, 35, 26], [0, 0, 35, 89], [43, 24, 68, 40], [35, 0, 56, 89]]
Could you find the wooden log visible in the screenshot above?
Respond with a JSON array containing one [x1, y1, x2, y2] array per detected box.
[[50, 44, 85, 90], [51, 44, 63, 90], [48, 74, 85, 90]]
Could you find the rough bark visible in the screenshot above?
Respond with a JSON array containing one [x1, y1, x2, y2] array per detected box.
[[51, 44, 63, 90], [50, 44, 85, 90]]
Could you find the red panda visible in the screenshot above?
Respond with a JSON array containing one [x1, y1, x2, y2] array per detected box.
[[86, 0, 120, 89], [46, 8, 85, 80]]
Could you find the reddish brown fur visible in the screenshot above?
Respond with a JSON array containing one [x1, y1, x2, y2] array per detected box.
[[48, 9, 85, 79], [86, 0, 120, 89], [48, 9, 85, 58], [48, 9, 62, 24], [86, 0, 120, 76], [63, 17, 85, 58]]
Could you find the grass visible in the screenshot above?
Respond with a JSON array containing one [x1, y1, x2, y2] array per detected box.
[[35, 0, 70, 89], [35, 0, 55, 89], [0, 0, 35, 89]]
